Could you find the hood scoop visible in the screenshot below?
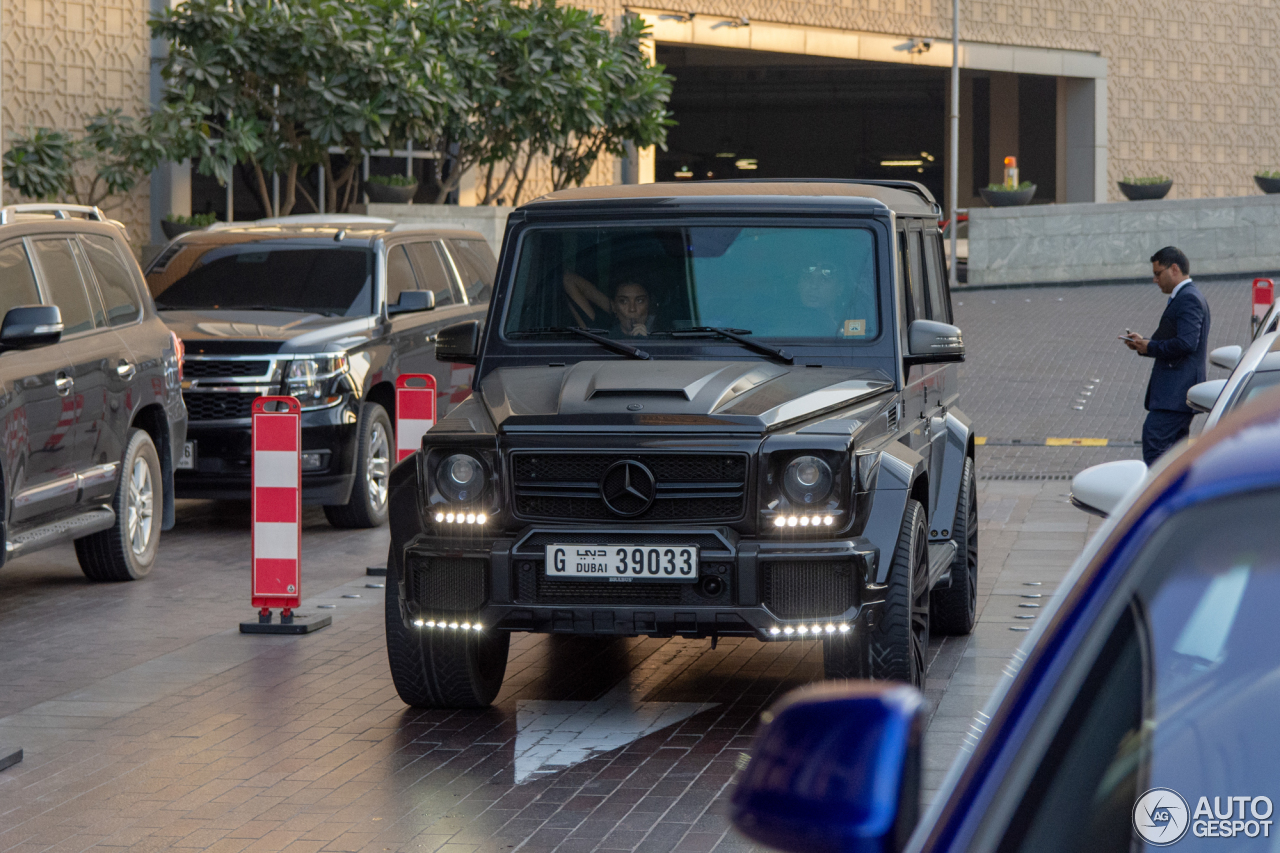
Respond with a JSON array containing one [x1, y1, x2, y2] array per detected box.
[[564, 361, 786, 414]]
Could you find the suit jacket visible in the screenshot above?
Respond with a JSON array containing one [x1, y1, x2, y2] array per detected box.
[[1143, 282, 1210, 412]]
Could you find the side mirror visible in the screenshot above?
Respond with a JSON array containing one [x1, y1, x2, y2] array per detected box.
[[1210, 345, 1243, 371], [1069, 459, 1148, 518], [1186, 378, 1228, 413], [730, 682, 925, 853], [0, 305, 62, 349], [906, 320, 965, 365], [388, 289, 435, 315], [436, 320, 481, 365]]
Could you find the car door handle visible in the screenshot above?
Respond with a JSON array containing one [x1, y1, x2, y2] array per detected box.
[[55, 375, 73, 396], [116, 361, 136, 380]]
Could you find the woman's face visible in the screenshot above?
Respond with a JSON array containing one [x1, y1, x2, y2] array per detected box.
[[612, 284, 650, 329], [798, 262, 842, 309]]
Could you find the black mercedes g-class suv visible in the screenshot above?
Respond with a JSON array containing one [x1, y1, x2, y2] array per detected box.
[[145, 216, 495, 528], [385, 182, 977, 707]]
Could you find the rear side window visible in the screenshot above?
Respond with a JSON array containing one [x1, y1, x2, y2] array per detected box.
[[923, 232, 951, 323], [0, 241, 40, 315], [80, 235, 141, 326], [906, 228, 927, 322], [406, 243, 457, 307], [448, 239, 497, 303], [386, 245, 418, 304], [31, 238, 95, 334]]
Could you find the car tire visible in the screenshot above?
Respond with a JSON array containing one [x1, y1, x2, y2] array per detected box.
[[860, 499, 930, 686], [931, 457, 979, 635], [384, 544, 509, 708], [324, 402, 392, 529], [76, 428, 162, 582]]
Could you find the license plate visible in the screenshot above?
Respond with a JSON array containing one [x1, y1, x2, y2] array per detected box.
[[545, 544, 699, 582], [176, 440, 196, 470]]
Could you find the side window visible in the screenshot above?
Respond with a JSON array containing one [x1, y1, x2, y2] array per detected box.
[[386, 245, 418, 305], [406, 242, 458, 307], [923, 232, 951, 323], [0, 241, 41, 315], [906, 228, 928, 322], [80, 235, 142, 326], [447, 239, 496, 303], [31, 238, 95, 335]]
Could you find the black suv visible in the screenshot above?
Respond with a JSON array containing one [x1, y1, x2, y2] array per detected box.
[[0, 204, 186, 580], [385, 181, 979, 708], [144, 216, 495, 528]]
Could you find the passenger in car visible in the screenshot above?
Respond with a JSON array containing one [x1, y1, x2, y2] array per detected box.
[[562, 273, 660, 336]]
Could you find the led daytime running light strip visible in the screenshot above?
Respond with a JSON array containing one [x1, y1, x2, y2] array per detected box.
[[773, 514, 835, 528], [434, 510, 488, 525], [768, 622, 851, 637], [412, 619, 484, 631]]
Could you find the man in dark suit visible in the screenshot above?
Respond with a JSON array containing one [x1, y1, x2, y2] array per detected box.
[[1121, 246, 1211, 465]]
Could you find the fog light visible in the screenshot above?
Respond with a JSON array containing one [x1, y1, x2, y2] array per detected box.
[[825, 624, 836, 633], [769, 627, 780, 635], [465, 513, 476, 524], [797, 625, 808, 635], [839, 623, 850, 633], [823, 516, 834, 526], [413, 619, 425, 627], [787, 516, 798, 527], [774, 516, 786, 527], [473, 623, 483, 631], [799, 516, 810, 526], [445, 512, 455, 522], [434, 512, 445, 522], [300, 450, 330, 472], [476, 513, 487, 524], [783, 626, 794, 635], [426, 620, 436, 627]]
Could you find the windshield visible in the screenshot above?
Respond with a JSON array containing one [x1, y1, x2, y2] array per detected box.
[[504, 225, 879, 342], [1233, 369, 1280, 411], [146, 240, 374, 317]]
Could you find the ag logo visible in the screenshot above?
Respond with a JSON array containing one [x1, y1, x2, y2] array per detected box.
[[1134, 788, 1190, 846]]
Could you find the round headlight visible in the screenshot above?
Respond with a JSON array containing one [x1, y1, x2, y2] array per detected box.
[[437, 453, 484, 501], [783, 455, 832, 505]]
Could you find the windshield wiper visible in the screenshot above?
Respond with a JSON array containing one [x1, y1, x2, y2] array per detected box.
[[510, 327, 650, 360], [666, 327, 794, 364]]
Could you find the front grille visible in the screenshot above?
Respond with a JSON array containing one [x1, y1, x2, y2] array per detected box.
[[184, 359, 270, 379], [761, 561, 857, 620], [407, 555, 487, 612], [183, 392, 255, 421], [511, 452, 747, 523]]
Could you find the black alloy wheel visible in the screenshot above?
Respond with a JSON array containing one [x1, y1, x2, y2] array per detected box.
[[862, 499, 930, 687], [931, 457, 979, 635]]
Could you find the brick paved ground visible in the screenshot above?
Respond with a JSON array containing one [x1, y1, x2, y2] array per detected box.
[[0, 281, 1226, 852]]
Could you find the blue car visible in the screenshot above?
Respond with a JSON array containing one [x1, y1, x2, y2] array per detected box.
[[731, 392, 1280, 852]]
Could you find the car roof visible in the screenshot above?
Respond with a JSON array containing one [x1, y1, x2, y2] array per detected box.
[[0, 204, 130, 239], [172, 218, 486, 245], [523, 180, 940, 217]]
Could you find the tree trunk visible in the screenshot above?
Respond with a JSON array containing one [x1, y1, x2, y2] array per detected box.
[[250, 160, 273, 217], [280, 162, 298, 217]]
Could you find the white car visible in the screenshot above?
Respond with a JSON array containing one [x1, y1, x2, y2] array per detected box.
[[1187, 329, 1280, 431]]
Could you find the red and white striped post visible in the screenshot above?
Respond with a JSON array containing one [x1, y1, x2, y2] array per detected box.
[[251, 396, 301, 622], [1253, 278, 1274, 333], [395, 374, 437, 463]]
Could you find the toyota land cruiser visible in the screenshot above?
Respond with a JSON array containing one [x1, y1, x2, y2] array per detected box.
[[385, 181, 977, 707]]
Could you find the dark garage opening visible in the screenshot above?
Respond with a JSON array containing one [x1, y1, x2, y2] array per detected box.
[[656, 45, 948, 202]]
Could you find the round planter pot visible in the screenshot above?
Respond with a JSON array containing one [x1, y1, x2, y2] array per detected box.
[[979, 184, 1036, 207], [1255, 175, 1280, 194], [1118, 180, 1172, 201], [160, 219, 203, 240], [365, 182, 419, 204]]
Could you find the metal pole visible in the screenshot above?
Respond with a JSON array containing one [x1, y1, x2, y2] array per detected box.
[[362, 153, 370, 205], [318, 164, 325, 214], [948, 0, 960, 291], [271, 84, 280, 217], [226, 174, 234, 223]]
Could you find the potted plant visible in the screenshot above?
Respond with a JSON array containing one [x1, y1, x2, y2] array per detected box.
[[365, 174, 419, 204], [1255, 171, 1280, 194], [979, 181, 1036, 207], [1118, 175, 1172, 201], [161, 212, 218, 239]]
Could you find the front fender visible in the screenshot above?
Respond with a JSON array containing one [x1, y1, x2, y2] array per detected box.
[[931, 408, 974, 540], [860, 442, 926, 584], [388, 454, 426, 560]]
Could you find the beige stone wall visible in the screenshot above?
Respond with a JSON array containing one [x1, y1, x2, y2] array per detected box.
[[1, 0, 152, 246], [614, 0, 1280, 201]]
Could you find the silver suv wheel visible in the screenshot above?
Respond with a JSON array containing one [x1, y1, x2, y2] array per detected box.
[[367, 422, 390, 511], [127, 457, 155, 556]]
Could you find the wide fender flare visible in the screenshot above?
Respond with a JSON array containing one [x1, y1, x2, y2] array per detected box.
[[388, 454, 425, 570], [862, 441, 927, 585], [930, 408, 974, 540]]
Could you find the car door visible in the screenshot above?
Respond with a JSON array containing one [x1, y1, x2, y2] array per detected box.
[[9, 238, 80, 521], [76, 233, 147, 505], [921, 228, 955, 515], [29, 236, 133, 508], [406, 241, 483, 411], [383, 243, 437, 379]]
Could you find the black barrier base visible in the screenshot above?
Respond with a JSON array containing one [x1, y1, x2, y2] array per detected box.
[[0, 746, 22, 772], [366, 565, 387, 576], [239, 612, 332, 634]]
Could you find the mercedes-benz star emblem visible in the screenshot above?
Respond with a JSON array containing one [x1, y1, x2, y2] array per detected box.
[[600, 460, 657, 517]]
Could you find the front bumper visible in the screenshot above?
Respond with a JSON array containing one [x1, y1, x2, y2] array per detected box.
[[175, 403, 359, 504], [395, 526, 880, 641]]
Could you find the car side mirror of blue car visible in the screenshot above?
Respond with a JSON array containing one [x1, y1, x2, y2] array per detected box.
[[730, 681, 925, 853]]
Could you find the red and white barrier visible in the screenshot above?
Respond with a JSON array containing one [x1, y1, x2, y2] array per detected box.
[[1253, 278, 1274, 326], [251, 396, 301, 617], [395, 374, 437, 463]]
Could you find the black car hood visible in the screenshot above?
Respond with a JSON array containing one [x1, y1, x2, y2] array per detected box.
[[478, 360, 893, 433], [160, 309, 377, 354]]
